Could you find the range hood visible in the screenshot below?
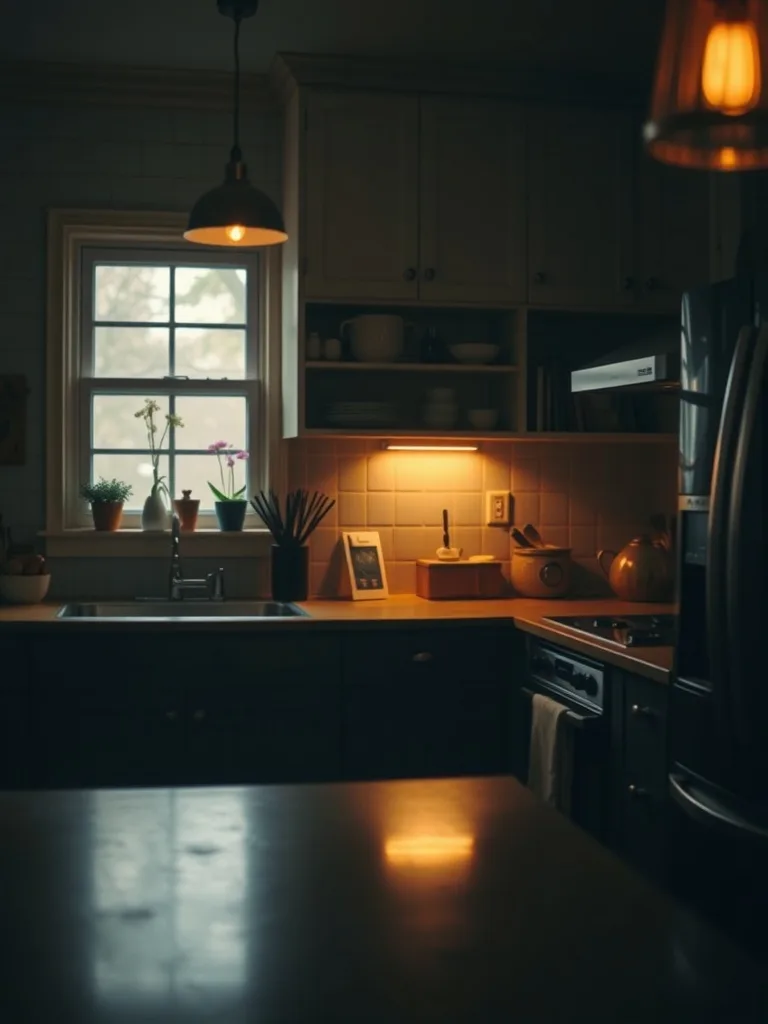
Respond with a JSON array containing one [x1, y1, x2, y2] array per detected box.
[[570, 329, 680, 394]]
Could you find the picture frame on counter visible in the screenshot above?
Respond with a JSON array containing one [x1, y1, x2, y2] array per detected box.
[[342, 531, 389, 600]]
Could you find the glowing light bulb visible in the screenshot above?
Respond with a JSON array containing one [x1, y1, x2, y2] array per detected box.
[[225, 224, 246, 242], [701, 17, 761, 115], [719, 146, 738, 167]]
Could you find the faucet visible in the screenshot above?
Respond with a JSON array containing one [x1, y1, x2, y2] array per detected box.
[[169, 514, 225, 601]]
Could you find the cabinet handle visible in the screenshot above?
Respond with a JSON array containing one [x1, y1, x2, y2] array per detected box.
[[645, 276, 659, 291], [627, 783, 649, 798], [193, 709, 206, 722], [533, 271, 546, 285], [412, 651, 434, 663], [631, 704, 654, 718], [624, 276, 634, 290], [403, 267, 416, 281], [165, 710, 178, 722], [423, 267, 435, 281]]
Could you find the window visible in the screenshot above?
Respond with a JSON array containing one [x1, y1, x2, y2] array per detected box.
[[47, 211, 282, 553]]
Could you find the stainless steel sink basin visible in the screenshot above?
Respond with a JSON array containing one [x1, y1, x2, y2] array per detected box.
[[57, 600, 308, 620]]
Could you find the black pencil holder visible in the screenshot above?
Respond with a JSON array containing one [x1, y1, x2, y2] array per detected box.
[[271, 544, 309, 602]]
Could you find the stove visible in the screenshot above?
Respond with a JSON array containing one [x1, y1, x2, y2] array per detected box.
[[542, 614, 676, 648]]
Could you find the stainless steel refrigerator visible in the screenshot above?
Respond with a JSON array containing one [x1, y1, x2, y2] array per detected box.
[[670, 275, 768, 954]]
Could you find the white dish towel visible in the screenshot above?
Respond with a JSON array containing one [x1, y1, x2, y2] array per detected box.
[[527, 692, 574, 816]]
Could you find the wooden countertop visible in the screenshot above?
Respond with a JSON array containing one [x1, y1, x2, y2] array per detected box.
[[0, 595, 674, 683], [0, 776, 762, 1022]]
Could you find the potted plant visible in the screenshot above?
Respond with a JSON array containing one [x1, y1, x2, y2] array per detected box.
[[134, 399, 184, 531], [208, 441, 249, 531], [81, 477, 133, 531]]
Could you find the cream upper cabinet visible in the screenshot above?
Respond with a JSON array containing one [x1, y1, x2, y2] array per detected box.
[[304, 91, 420, 301], [527, 106, 634, 308], [418, 97, 527, 304], [635, 150, 711, 310]]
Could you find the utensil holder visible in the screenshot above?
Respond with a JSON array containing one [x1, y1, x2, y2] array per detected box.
[[271, 544, 309, 602]]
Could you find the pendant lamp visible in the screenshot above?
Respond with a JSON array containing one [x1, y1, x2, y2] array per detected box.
[[645, 0, 768, 170], [184, 1, 287, 246]]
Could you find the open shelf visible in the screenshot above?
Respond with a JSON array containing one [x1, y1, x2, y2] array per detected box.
[[305, 361, 517, 373]]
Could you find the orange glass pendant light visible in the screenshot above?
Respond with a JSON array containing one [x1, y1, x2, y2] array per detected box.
[[185, 1, 287, 247], [645, 0, 768, 170]]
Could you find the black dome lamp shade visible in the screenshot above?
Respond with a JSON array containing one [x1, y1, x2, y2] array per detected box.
[[184, 0, 287, 247]]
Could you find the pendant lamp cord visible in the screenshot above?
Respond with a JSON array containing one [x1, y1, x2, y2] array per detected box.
[[232, 14, 242, 162]]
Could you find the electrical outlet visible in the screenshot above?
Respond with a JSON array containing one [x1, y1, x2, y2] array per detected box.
[[486, 491, 511, 527]]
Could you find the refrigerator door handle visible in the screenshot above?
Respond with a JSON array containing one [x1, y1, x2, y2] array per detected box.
[[726, 322, 768, 746], [707, 325, 755, 711], [670, 771, 768, 842]]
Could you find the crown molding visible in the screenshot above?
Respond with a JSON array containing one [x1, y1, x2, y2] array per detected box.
[[269, 52, 648, 108], [0, 60, 274, 111]]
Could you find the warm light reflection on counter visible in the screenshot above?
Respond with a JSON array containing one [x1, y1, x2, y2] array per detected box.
[[384, 834, 475, 866]]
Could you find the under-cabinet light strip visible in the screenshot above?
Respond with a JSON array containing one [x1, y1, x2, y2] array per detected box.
[[383, 443, 480, 452]]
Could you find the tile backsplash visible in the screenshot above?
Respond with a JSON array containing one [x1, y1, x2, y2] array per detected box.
[[291, 438, 678, 598]]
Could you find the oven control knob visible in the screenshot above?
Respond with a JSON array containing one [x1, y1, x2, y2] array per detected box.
[[572, 671, 598, 696]]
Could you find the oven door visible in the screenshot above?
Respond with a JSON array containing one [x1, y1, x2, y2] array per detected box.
[[517, 675, 609, 844]]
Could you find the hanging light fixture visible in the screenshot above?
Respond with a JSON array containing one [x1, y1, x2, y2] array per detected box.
[[184, 1, 287, 246], [644, 0, 768, 170]]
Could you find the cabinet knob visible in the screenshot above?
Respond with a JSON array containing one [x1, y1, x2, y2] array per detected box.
[[631, 704, 654, 718], [412, 651, 434, 663], [533, 271, 546, 285], [627, 783, 648, 798], [624, 276, 634, 290], [423, 267, 435, 281], [645, 276, 659, 291], [193, 709, 206, 722], [403, 267, 417, 281], [165, 710, 178, 722]]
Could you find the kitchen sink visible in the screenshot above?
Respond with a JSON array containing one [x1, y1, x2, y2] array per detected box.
[[57, 600, 308, 620]]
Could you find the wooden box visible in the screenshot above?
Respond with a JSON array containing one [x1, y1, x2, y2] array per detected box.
[[415, 559, 505, 600]]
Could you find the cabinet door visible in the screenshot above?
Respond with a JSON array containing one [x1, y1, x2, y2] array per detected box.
[[0, 634, 29, 788], [527, 106, 634, 308], [636, 150, 711, 311], [27, 635, 185, 788], [185, 635, 343, 786], [341, 628, 513, 781], [305, 92, 419, 301], [419, 97, 527, 304]]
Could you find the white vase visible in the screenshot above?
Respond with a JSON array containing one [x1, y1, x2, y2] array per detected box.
[[141, 490, 168, 531]]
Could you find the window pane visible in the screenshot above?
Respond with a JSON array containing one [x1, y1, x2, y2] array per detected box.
[[174, 268, 247, 325], [94, 326, 169, 378], [175, 455, 249, 510], [93, 396, 169, 450], [94, 265, 170, 323], [175, 396, 246, 452], [92, 454, 170, 511], [175, 328, 246, 378]]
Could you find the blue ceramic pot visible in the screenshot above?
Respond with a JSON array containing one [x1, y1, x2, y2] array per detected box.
[[215, 500, 247, 532]]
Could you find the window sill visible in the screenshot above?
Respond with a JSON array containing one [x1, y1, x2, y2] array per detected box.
[[42, 529, 273, 559]]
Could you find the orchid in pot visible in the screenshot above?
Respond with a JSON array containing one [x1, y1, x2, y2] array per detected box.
[[208, 441, 249, 531], [135, 399, 184, 531]]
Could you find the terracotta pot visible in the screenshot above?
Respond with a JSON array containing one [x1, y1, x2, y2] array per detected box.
[[598, 534, 674, 602], [91, 501, 124, 532], [174, 490, 200, 532]]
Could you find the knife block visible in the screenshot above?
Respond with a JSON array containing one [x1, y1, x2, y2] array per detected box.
[[416, 559, 505, 600]]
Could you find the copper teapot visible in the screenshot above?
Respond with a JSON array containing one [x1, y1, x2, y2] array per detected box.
[[597, 534, 674, 602]]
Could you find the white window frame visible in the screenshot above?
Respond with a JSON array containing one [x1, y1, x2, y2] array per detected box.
[[45, 210, 284, 557]]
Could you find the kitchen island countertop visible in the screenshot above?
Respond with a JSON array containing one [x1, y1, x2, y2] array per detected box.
[[0, 775, 762, 1022], [0, 595, 674, 682]]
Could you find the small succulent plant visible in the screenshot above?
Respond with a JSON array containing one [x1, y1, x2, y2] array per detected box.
[[80, 478, 133, 504]]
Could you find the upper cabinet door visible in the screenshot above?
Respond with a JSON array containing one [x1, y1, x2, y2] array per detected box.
[[527, 107, 634, 308], [304, 92, 420, 301], [418, 97, 527, 304], [636, 151, 711, 311]]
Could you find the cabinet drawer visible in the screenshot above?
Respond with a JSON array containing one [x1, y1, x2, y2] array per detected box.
[[343, 628, 512, 685]]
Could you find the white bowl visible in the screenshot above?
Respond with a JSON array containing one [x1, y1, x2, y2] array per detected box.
[[449, 343, 500, 365], [0, 573, 51, 604], [468, 408, 499, 430]]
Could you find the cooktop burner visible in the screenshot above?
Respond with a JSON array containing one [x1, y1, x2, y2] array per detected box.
[[542, 614, 676, 648]]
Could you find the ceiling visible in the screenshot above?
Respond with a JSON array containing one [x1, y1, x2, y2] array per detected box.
[[3, 0, 666, 84]]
